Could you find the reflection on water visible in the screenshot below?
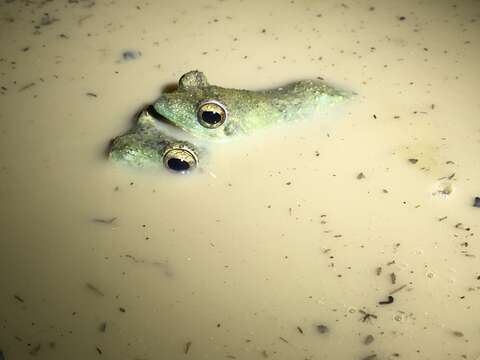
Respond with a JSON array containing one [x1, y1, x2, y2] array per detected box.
[[0, 0, 479, 359]]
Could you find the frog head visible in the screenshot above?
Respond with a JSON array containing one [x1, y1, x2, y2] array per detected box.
[[109, 109, 201, 173], [153, 70, 351, 141], [153, 71, 243, 140]]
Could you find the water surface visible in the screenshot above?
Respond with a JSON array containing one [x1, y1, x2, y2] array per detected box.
[[0, 0, 479, 359]]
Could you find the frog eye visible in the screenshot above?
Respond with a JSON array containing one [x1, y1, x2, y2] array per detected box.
[[197, 99, 228, 128], [163, 144, 199, 173]]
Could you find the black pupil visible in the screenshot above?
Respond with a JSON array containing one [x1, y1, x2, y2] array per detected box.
[[201, 110, 221, 125], [167, 158, 190, 172]]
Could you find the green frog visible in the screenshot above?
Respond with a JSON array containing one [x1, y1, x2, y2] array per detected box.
[[109, 70, 350, 172], [109, 110, 202, 173], [154, 70, 351, 140]]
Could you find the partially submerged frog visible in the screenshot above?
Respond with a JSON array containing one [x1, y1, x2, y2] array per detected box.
[[109, 71, 351, 172], [109, 110, 202, 173], [154, 70, 351, 140]]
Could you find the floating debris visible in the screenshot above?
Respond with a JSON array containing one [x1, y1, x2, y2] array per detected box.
[[99, 322, 107, 333], [40, 13, 59, 26], [29, 344, 41, 356], [432, 182, 453, 196], [363, 334, 374, 345], [71, 0, 96, 9], [408, 158, 418, 164], [390, 272, 397, 284], [316, 324, 329, 334], [85, 283, 105, 297], [473, 197, 480, 208], [359, 310, 377, 322], [86, 92, 98, 97], [121, 50, 142, 61], [356, 172, 366, 180], [13, 294, 24, 303], [18, 82, 36, 92], [389, 284, 407, 295], [184, 341, 192, 354], [92, 217, 117, 224], [438, 173, 456, 180], [452, 330, 464, 337], [296, 326, 304, 334], [378, 295, 394, 305], [455, 223, 470, 231], [361, 354, 377, 360], [78, 14, 93, 25], [96, 346, 102, 355]]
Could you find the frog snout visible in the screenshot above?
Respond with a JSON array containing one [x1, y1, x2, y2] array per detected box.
[[162, 145, 199, 174]]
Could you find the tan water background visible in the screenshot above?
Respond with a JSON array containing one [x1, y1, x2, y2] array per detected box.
[[1, 0, 480, 359]]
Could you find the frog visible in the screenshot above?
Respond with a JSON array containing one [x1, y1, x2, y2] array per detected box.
[[109, 109, 202, 173], [153, 70, 351, 140], [109, 71, 351, 172]]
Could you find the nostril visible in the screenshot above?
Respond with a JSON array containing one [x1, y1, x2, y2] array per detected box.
[[167, 157, 191, 172]]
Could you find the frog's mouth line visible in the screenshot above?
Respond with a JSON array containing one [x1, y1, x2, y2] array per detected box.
[[145, 105, 180, 132]]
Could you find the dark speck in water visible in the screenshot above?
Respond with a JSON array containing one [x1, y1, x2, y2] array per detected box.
[[184, 341, 192, 354], [379, 295, 394, 305], [29, 344, 41, 356], [99, 322, 107, 333], [473, 197, 480, 208], [40, 13, 59, 26], [359, 310, 377, 322], [364, 334, 374, 345], [85, 283, 105, 297], [316, 324, 329, 334], [121, 50, 142, 61], [92, 217, 117, 224]]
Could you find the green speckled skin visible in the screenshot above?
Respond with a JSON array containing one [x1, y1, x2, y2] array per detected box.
[[154, 70, 350, 140], [109, 71, 350, 170], [109, 110, 201, 168]]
